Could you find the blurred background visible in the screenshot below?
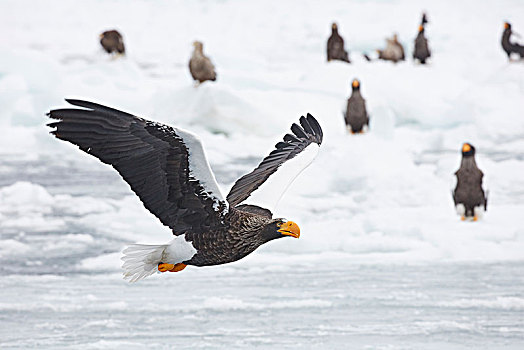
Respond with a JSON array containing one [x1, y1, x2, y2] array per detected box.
[[1, 0, 524, 349]]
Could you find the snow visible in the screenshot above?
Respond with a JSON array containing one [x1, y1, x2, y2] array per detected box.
[[1, 0, 524, 348]]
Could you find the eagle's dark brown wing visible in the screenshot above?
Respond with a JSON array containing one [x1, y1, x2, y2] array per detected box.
[[48, 99, 228, 235], [227, 114, 323, 215]]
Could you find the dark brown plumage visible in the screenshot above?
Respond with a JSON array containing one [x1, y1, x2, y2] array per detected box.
[[501, 22, 524, 60], [99, 30, 125, 55], [189, 41, 217, 84], [453, 143, 487, 220], [413, 25, 431, 64], [421, 13, 428, 26], [344, 79, 369, 134], [48, 100, 322, 281], [327, 23, 350, 63], [185, 210, 282, 266]]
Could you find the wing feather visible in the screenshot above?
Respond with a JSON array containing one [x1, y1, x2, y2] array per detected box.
[[48, 99, 227, 235], [227, 114, 323, 215]]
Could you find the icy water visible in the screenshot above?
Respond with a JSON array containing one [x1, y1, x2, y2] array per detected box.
[[1, 262, 523, 349], [1, 159, 523, 349]]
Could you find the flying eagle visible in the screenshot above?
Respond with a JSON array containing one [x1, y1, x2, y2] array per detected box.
[[48, 100, 323, 282], [189, 41, 217, 84], [99, 30, 125, 55]]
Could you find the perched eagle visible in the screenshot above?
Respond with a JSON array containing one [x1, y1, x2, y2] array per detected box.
[[48, 100, 323, 282], [501, 22, 524, 60], [421, 12, 428, 26], [344, 79, 369, 134], [378, 34, 405, 63], [452, 143, 487, 221], [99, 30, 125, 55], [327, 23, 350, 63], [413, 25, 431, 64], [189, 41, 217, 84]]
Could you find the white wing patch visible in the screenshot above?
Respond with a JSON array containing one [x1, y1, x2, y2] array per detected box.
[[243, 143, 320, 213], [175, 127, 228, 212]]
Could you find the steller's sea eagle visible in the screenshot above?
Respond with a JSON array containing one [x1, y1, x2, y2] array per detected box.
[[452, 143, 487, 221], [413, 25, 431, 64], [501, 22, 524, 60], [48, 100, 323, 282], [344, 79, 369, 134]]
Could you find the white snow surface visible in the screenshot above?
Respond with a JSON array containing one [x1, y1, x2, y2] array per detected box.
[[1, 0, 524, 348]]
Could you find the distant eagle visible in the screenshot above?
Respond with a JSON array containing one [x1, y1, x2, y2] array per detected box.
[[453, 143, 487, 221], [501, 22, 524, 60], [344, 79, 369, 134], [421, 12, 428, 26], [99, 30, 125, 55], [189, 41, 217, 84], [377, 34, 405, 63], [48, 100, 323, 282], [413, 25, 431, 64], [327, 23, 350, 63]]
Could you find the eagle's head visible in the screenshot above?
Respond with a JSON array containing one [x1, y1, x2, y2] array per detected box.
[[192, 41, 204, 52], [461, 143, 476, 157], [261, 219, 300, 242], [352, 79, 360, 90]]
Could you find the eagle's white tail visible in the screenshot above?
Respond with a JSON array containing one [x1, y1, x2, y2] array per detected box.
[[122, 244, 167, 282]]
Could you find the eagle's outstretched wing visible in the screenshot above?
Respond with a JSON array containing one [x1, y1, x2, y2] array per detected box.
[[227, 114, 323, 216], [48, 99, 228, 235]]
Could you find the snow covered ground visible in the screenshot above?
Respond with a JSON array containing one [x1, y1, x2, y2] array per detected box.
[[1, 0, 524, 348]]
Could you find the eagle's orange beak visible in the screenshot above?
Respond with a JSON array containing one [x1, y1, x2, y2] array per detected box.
[[504, 22, 510, 29], [352, 80, 359, 88], [462, 143, 471, 152], [278, 221, 300, 238]]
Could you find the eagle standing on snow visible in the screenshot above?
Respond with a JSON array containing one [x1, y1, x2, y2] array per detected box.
[[413, 25, 431, 64], [99, 30, 125, 55], [327, 23, 351, 63], [189, 41, 217, 84], [377, 34, 405, 63], [420, 12, 428, 26], [501, 22, 524, 60], [344, 79, 369, 134], [453, 143, 487, 221], [48, 100, 323, 282]]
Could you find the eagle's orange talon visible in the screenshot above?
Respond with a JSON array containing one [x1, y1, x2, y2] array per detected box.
[[158, 263, 175, 272], [170, 263, 187, 272], [158, 263, 186, 273]]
